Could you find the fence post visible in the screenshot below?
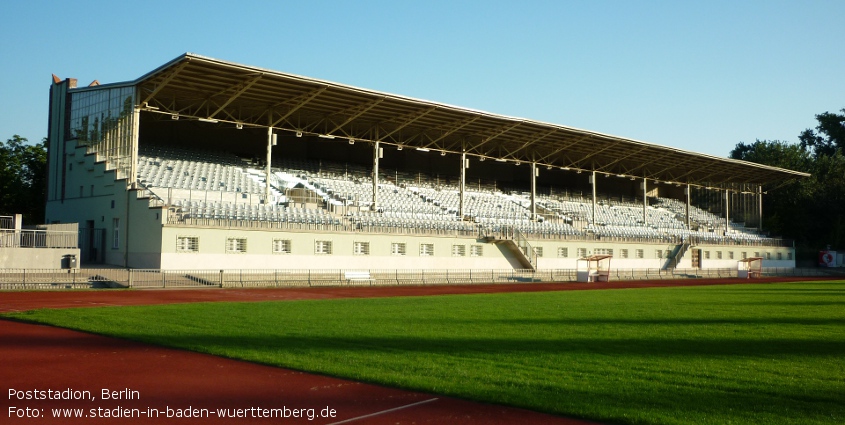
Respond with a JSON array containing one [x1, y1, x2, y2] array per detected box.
[[162, 271, 166, 288], [219, 270, 224, 288], [127, 269, 133, 288], [22, 269, 26, 286]]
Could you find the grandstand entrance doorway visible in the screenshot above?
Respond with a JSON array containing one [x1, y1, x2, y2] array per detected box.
[[691, 249, 701, 268], [79, 221, 105, 264]]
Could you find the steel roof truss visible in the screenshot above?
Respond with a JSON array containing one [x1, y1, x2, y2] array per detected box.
[[140, 62, 190, 106], [206, 74, 264, 119], [468, 121, 523, 152], [420, 116, 481, 149], [593, 146, 651, 173], [270, 86, 328, 128], [326, 97, 385, 135], [375, 106, 437, 142]]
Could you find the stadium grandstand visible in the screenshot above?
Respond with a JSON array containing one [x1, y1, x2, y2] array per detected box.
[[45, 53, 808, 272]]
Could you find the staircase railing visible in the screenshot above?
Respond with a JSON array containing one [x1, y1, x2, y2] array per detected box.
[[669, 241, 691, 269], [497, 226, 537, 270]]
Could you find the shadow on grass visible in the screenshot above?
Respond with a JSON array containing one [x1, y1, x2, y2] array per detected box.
[[90, 331, 845, 359]]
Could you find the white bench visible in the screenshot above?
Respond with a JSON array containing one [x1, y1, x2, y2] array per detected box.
[[344, 271, 374, 285]]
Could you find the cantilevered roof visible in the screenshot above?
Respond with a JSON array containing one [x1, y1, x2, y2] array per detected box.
[[125, 53, 808, 186]]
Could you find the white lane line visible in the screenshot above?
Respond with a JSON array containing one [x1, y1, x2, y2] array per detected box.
[[325, 397, 440, 425]]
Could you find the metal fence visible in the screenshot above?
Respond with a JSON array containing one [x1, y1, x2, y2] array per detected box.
[[0, 267, 840, 290], [0, 229, 79, 248]]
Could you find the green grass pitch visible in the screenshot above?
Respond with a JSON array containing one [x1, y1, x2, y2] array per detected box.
[[6, 281, 845, 425]]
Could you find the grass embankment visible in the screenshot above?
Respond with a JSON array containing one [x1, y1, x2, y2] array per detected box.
[[6, 281, 845, 425]]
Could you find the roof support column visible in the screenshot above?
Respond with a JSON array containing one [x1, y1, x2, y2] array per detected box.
[[265, 126, 274, 203], [130, 105, 140, 189], [530, 162, 537, 221], [590, 171, 597, 225], [685, 184, 691, 229], [372, 140, 380, 211], [642, 178, 647, 226], [459, 152, 466, 219], [724, 190, 730, 234], [757, 184, 763, 231]]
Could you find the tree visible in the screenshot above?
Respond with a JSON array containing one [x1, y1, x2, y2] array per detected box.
[[731, 109, 845, 258], [799, 108, 845, 157], [0, 135, 47, 223], [730, 140, 817, 246]]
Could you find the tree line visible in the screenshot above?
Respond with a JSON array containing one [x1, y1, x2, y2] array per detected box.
[[731, 108, 845, 261], [0, 135, 46, 224]]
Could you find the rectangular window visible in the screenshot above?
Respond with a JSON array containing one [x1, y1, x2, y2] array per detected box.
[[534, 247, 543, 257], [315, 240, 332, 255], [452, 244, 466, 257], [704, 251, 710, 259], [419, 243, 434, 256], [729, 251, 735, 260], [273, 239, 291, 254], [558, 247, 569, 258], [226, 238, 247, 253], [470, 245, 483, 257], [766, 252, 771, 260], [741, 252, 748, 260], [595, 248, 613, 256], [620, 249, 629, 259], [577, 248, 587, 258], [354, 241, 370, 255], [655, 249, 662, 259], [777, 252, 783, 260], [636, 249, 644, 259], [391, 242, 406, 256], [176, 236, 198, 253], [787, 252, 793, 260], [717, 251, 723, 259], [754, 251, 761, 258], [112, 218, 119, 249]]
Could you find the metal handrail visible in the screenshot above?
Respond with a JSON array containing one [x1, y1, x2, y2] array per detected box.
[[0, 229, 78, 249]]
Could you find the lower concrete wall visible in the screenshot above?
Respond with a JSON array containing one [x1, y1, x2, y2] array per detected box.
[[0, 248, 81, 269]]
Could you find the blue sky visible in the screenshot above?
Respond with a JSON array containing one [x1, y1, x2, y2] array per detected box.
[[1, 0, 842, 157]]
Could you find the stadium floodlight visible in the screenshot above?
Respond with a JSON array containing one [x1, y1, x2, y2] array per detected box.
[[560, 166, 569, 170], [318, 134, 335, 139], [495, 158, 507, 162], [479, 157, 486, 162], [397, 146, 403, 150], [295, 131, 303, 137], [198, 118, 219, 123], [171, 114, 179, 120], [236, 123, 243, 129], [348, 139, 354, 145], [416, 147, 430, 152]]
